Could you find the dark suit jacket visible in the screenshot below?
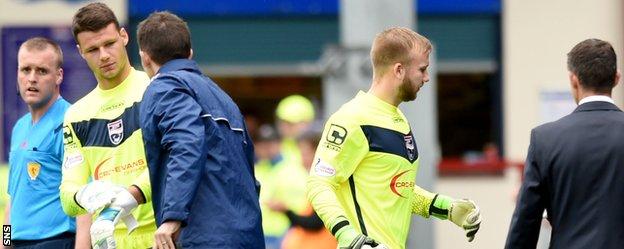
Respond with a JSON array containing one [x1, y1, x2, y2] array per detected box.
[[505, 101, 624, 249]]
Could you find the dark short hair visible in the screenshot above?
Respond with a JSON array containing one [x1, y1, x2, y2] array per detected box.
[[137, 11, 191, 65], [72, 2, 120, 42], [567, 39, 618, 93], [20, 37, 63, 68]]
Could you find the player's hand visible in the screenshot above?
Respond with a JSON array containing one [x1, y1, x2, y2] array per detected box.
[[89, 188, 140, 249], [336, 224, 388, 249], [90, 216, 116, 249], [153, 221, 182, 249], [75, 180, 122, 213], [449, 199, 481, 242], [431, 194, 481, 242]]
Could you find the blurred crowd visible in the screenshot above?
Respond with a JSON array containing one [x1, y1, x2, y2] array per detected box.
[[251, 94, 337, 249]]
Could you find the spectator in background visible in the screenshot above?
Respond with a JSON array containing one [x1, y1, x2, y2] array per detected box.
[[137, 11, 264, 248], [59, 2, 156, 248], [266, 128, 337, 249], [5, 37, 90, 249], [505, 39, 624, 249], [275, 94, 315, 164], [254, 124, 307, 248]]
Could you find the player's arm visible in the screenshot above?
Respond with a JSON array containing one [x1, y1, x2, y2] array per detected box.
[[420, 186, 481, 242], [306, 119, 382, 248], [75, 214, 92, 249], [410, 182, 482, 242], [130, 171, 150, 204], [142, 76, 205, 226], [505, 130, 544, 248], [59, 122, 91, 216]]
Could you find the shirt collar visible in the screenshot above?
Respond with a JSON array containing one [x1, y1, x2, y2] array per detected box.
[[157, 59, 202, 75], [357, 91, 399, 113], [578, 95, 614, 105]]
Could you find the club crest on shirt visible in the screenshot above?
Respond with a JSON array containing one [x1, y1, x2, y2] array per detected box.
[[404, 134, 416, 161], [107, 119, 124, 145], [27, 161, 40, 180]]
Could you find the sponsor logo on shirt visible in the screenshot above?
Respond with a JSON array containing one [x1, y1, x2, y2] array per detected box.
[[323, 124, 347, 152], [94, 158, 146, 180], [390, 169, 414, 198], [27, 161, 40, 180], [62, 125, 74, 145], [100, 102, 125, 112], [313, 159, 336, 177], [393, 116, 404, 123], [107, 119, 124, 145], [63, 152, 84, 170]]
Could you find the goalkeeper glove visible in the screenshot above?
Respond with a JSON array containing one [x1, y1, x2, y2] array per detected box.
[[90, 188, 140, 249], [75, 180, 121, 213], [430, 194, 482, 242], [333, 217, 388, 249]]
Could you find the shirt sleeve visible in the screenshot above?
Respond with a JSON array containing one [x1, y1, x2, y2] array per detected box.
[[59, 119, 90, 217], [411, 184, 436, 218], [306, 115, 368, 232], [132, 170, 152, 203], [145, 77, 205, 225]]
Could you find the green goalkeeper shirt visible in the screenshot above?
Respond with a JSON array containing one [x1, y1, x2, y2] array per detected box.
[[59, 68, 156, 241], [307, 91, 436, 249]]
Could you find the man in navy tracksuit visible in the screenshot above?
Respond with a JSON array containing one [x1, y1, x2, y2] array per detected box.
[[137, 11, 264, 249]]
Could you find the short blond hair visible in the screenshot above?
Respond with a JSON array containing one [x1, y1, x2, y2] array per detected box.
[[370, 27, 431, 77], [19, 37, 63, 68]]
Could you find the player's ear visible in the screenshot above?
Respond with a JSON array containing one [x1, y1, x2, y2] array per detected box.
[[56, 68, 63, 86], [139, 50, 151, 67], [393, 62, 405, 80], [119, 27, 129, 46], [188, 49, 193, 59]]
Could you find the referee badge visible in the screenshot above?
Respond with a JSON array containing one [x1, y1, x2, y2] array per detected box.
[[27, 161, 40, 180]]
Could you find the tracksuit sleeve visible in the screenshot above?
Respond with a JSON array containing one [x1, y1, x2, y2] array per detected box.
[[150, 80, 205, 226]]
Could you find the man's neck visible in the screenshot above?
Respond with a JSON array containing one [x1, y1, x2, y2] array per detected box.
[[576, 90, 612, 104], [369, 78, 400, 106], [98, 65, 132, 90], [30, 95, 59, 124]]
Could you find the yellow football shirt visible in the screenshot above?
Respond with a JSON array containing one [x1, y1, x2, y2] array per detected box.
[[59, 68, 156, 247], [307, 91, 436, 249]]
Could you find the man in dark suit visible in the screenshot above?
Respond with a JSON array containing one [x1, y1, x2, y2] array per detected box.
[[505, 38, 624, 249]]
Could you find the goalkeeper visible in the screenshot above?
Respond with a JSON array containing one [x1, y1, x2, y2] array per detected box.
[[307, 27, 482, 249], [59, 2, 156, 248]]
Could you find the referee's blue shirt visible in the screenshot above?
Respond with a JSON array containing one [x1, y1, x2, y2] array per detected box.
[[7, 97, 74, 240]]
